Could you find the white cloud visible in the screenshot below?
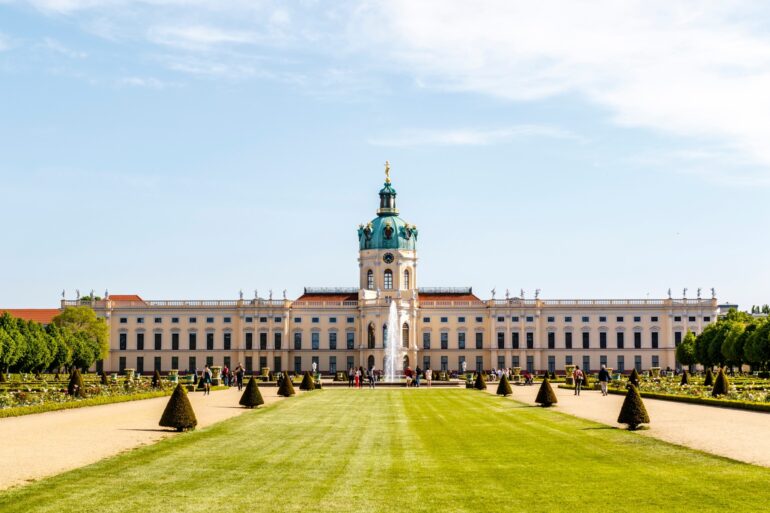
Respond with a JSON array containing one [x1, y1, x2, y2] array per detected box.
[[368, 125, 579, 147], [40, 37, 87, 58], [147, 25, 260, 50], [116, 76, 170, 89]]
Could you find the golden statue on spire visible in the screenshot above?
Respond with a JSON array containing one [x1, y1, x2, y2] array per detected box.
[[384, 160, 391, 184]]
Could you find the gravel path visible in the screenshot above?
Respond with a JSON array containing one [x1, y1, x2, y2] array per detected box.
[[496, 383, 770, 467], [0, 386, 287, 490]]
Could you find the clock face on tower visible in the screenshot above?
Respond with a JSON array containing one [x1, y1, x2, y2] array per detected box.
[[383, 252, 395, 264]]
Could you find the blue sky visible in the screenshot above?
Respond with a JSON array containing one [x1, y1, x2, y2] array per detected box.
[[1, 1, 769, 308]]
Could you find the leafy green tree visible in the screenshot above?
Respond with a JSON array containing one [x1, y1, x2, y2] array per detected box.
[[695, 325, 717, 368], [52, 307, 109, 369], [16, 319, 53, 373], [676, 331, 697, 369], [46, 323, 73, 372], [0, 314, 26, 374], [745, 319, 770, 369]]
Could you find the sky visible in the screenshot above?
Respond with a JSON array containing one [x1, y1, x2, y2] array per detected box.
[[1, 1, 770, 309]]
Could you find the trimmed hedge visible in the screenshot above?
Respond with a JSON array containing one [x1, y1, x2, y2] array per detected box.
[[239, 377, 264, 408], [535, 378, 558, 407], [680, 370, 689, 386], [618, 384, 649, 430], [300, 371, 315, 391], [0, 390, 172, 419], [712, 368, 730, 397], [628, 368, 640, 387], [277, 372, 296, 397], [474, 372, 487, 390], [703, 368, 714, 387], [159, 384, 197, 432], [496, 374, 512, 396]]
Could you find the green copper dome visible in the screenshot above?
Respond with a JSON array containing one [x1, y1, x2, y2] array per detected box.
[[358, 174, 418, 250]]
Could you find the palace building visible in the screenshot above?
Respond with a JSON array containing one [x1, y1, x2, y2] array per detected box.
[[9, 166, 719, 376]]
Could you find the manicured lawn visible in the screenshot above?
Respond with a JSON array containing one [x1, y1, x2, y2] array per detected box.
[[2, 389, 769, 512]]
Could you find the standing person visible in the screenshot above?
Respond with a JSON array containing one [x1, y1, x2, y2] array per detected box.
[[355, 367, 361, 388], [369, 366, 376, 389], [572, 365, 584, 396], [222, 365, 230, 387], [203, 365, 212, 395], [415, 366, 422, 388], [235, 363, 245, 391], [425, 368, 432, 388], [348, 367, 355, 388], [598, 364, 610, 396]]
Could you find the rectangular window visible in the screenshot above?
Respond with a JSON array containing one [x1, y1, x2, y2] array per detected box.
[[172, 317, 179, 324], [565, 316, 572, 323], [634, 332, 641, 349], [689, 316, 696, 322], [423, 317, 431, 323], [136, 356, 144, 374], [511, 355, 520, 369], [206, 317, 214, 324], [206, 333, 214, 351], [224, 317, 231, 324], [423, 356, 431, 371], [582, 355, 590, 373], [119, 333, 127, 350], [704, 316, 711, 322], [259, 356, 267, 372], [441, 317, 448, 323], [526, 316, 534, 323], [526, 332, 534, 349], [274, 317, 282, 323], [120, 318, 127, 324], [600, 355, 607, 369], [497, 316, 505, 322], [347, 332, 355, 350], [458, 317, 465, 323], [171, 356, 178, 370], [526, 356, 534, 373], [205, 356, 213, 368], [294, 317, 301, 323], [652, 355, 659, 368], [347, 317, 355, 323], [565, 332, 572, 349], [136, 333, 144, 351], [440, 356, 448, 372], [347, 356, 354, 372], [245, 356, 253, 373], [189, 317, 197, 324], [617, 355, 625, 373], [633, 316, 641, 322], [599, 332, 607, 349], [674, 316, 682, 322], [312, 332, 320, 350], [616, 316, 624, 322], [582, 332, 589, 349], [476, 356, 484, 374], [582, 316, 589, 323], [154, 356, 161, 372], [547, 316, 555, 323], [260, 317, 268, 323], [440, 332, 448, 350], [273, 356, 282, 372], [617, 332, 624, 349], [329, 332, 337, 350], [172, 333, 179, 351], [245, 317, 253, 323], [294, 356, 302, 374], [497, 355, 506, 369], [224, 332, 231, 350], [651, 332, 658, 349], [458, 332, 466, 350], [423, 332, 431, 350], [188, 356, 196, 373], [512, 332, 520, 349], [154, 317, 162, 324], [511, 316, 519, 322], [246, 332, 253, 350], [294, 332, 302, 350], [674, 331, 682, 346], [330, 317, 337, 324], [259, 333, 267, 350], [566, 355, 573, 365], [329, 356, 337, 374], [154, 332, 162, 351], [137, 318, 145, 324], [311, 317, 319, 323], [547, 332, 555, 349], [547, 355, 556, 373], [634, 355, 642, 372], [189, 333, 197, 350], [476, 317, 483, 323], [274, 333, 282, 350], [651, 316, 659, 322], [496, 332, 505, 349], [599, 316, 607, 322]]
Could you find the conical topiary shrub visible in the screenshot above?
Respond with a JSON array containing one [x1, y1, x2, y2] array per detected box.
[[239, 377, 264, 408], [277, 372, 295, 397], [535, 378, 558, 407], [152, 370, 162, 388], [680, 370, 689, 386], [100, 371, 108, 385], [628, 368, 640, 387], [474, 371, 487, 390], [496, 373, 512, 396], [67, 369, 85, 397], [617, 384, 650, 430], [159, 384, 197, 432], [300, 371, 315, 391], [703, 368, 714, 387], [712, 368, 730, 397]]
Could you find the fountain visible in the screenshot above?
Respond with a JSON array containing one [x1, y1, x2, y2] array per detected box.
[[384, 299, 403, 382]]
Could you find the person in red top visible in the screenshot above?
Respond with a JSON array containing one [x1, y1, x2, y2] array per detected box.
[[572, 365, 584, 396]]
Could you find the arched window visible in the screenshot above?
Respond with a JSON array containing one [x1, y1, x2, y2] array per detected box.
[[402, 322, 409, 348], [366, 270, 374, 290], [367, 323, 375, 349], [403, 269, 410, 289], [384, 269, 393, 289]]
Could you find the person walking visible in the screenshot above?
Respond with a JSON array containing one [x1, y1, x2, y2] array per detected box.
[[598, 364, 611, 396], [222, 365, 230, 387], [235, 363, 245, 391], [368, 366, 376, 389], [202, 365, 212, 395], [355, 367, 361, 388], [415, 366, 422, 388], [572, 365, 584, 396], [425, 368, 432, 388], [348, 367, 355, 388]]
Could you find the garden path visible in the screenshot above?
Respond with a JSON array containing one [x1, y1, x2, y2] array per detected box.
[[0, 385, 287, 490], [501, 383, 770, 467]]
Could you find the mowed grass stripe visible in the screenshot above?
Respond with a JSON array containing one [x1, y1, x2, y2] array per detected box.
[[1, 389, 769, 512]]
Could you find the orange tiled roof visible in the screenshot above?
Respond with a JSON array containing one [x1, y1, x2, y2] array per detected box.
[[419, 293, 482, 303], [107, 294, 144, 302], [295, 293, 358, 303], [1, 309, 61, 324]]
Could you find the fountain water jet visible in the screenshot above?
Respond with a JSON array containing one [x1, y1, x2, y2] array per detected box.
[[384, 299, 403, 382]]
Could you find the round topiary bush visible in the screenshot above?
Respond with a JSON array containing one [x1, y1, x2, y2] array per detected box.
[[496, 374, 512, 396], [474, 371, 487, 390], [712, 368, 730, 397], [680, 370, 689, 386], [277, 371, 295, 397], [535, 377, 558, 407], [617, 384, 650, 430], [67, 369, 85, 397], [628, 368, 640, 387], [703, 368, 714, 387], [159, 384, 197, 432], [239, 377, 264, 408], [300, 371, 315, 391]]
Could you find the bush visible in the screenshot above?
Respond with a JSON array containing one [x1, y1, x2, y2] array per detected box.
[[628, 368, 640, 387], [617, 384, 650, 430], [680, 370, 689, 386], [67, 369, 85, 397], [496, 374, 512, 396], [703, 368, 714, 387], [535, 378, 558, 407], [152, 370, 162, 388], [0, 372, 6, 383], [100, 371, 108, 385], [712, 368, 730, 397], [300, 371, 315, 391], [474, 372, 486, 390], [277, 372, 295, 397], [239, 377, 264, 408], [159, 384, 197, 432]]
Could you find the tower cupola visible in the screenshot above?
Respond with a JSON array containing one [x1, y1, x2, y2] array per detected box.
[[377, 161, 398, 216]]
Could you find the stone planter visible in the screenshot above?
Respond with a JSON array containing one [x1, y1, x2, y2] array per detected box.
[[168, 369, 179, 383], [124, 368, 135, 380], [565, 365, 576, 386], [210, 366, 222, 386], [650, 367, 661, 378], [261, 367, 271, 377]]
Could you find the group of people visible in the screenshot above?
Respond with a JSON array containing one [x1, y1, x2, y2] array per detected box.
[[346, 366, 435, 388], [191, 363, 247, 396], [572, 364, 613, 396]]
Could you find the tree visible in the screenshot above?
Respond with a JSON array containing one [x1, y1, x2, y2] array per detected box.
[[159, 384, 197, 432], [52, 307, 109, 369], [676, 331, 697, 369], [745, 319, 770, 369], [67, 369, 85, 397], [535, 377, 558, 407], [300, 371, 315, 391], [277, 372, 295, 397], [695, 325, 717, 368], [703, 368, 714, 387], [712, 368, 730, 397], [496, 374, 512, 396], [628, 368, 640, 387], [0, 314, 25, 374], [679, 370, 689, 386], [617, 385, 649, 430], [100, 371, 109, 385], [721, 321, 747, 369], [239, 377, 264, 408], [16, 319, 53, 373], [47, 323, 72, 373], [474, 371, 486, 390]]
